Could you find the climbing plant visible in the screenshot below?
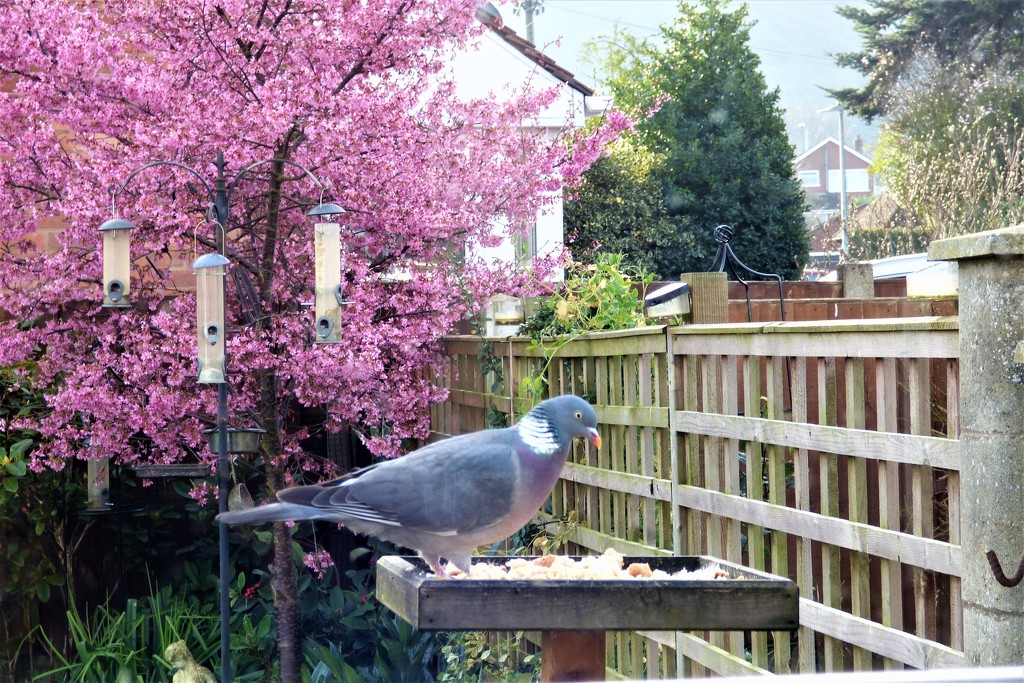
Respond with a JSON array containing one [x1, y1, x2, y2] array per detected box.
[[516, 253, 652, 410]]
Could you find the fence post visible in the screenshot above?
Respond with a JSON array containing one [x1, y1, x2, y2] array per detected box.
[[930, 226, 1024, 666], [679, 272, 728, 323], [837, 261, 874, 299]]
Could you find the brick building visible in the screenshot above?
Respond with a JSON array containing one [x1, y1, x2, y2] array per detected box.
[[794, 135, 874, 209]]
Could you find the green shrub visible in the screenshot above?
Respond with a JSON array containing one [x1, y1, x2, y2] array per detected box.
[[849, 226, 931, 261]]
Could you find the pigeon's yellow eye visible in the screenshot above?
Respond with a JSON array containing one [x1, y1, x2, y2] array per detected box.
[[575, 411, 583, 419]]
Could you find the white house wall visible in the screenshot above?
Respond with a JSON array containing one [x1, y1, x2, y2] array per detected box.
[[450, 26, 594, 281]]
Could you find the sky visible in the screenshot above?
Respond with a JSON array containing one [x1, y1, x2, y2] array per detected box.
[[491, 0, 875, 153]]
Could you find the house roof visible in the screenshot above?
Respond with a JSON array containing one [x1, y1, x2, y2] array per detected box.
[[795, 136, 872, 165], [475, 4, 595, 97]]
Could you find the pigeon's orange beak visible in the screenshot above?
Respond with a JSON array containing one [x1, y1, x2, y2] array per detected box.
[[588, 428, 602, 449]]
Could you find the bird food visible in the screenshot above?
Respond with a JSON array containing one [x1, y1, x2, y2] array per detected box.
[[451, 548, 730, 581]]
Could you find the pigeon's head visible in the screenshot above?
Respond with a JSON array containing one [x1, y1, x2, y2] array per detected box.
[[530, 395, 602, 450]]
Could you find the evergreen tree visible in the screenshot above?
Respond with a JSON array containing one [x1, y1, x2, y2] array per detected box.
[[565, 142, 695, 279], [832, 0, 1024, 121], [578, 0, 808, 279]]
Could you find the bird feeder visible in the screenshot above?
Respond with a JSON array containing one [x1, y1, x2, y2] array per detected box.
[[98, 218, 135, 307], [203, 427, 266, 454], [307, 203, 346, 343], [87, 457, 110, 509], [193, 253, 230, 384]]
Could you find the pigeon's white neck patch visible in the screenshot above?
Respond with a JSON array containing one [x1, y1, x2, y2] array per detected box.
[[516, 411, 561, 455]]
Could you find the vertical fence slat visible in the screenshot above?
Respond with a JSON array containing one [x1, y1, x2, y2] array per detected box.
[[818, 356, 844, 670], [766, 355, 792, 673], [743, 354, 769, 670], [845, 357, 873, 670], [876, 356, 905, 669], [946, 359, 963, 653], [909, 357, 938, 643], [792, 356, 816, 672], [722, 354, 744, 659]]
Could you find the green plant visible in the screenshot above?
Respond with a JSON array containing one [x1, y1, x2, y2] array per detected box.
[[33, 571, 234, 683], [516, 253, 651, 410], [438, 631, 540, 683], [0, 360, 69, 682], [35, 602, 147, 683], [303, 641, 363, 683]]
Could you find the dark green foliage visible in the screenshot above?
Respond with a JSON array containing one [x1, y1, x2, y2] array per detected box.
[[578, 0, 808, 280], [31, 536, 440, 682], [832, 0, 1024, 121], [0, 360, 69, 682], [565, 145, 695, 280]]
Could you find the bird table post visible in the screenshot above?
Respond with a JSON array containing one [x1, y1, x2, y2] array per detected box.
[[541, 631, 606, 682]]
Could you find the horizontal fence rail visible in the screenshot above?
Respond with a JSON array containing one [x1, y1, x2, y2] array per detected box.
[[435, 316, 962, 678]]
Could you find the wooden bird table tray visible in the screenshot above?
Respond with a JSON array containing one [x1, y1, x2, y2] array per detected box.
[[377, 555, 798, 681]]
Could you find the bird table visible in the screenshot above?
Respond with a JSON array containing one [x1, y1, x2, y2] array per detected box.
[[376, 555, 798, 681]]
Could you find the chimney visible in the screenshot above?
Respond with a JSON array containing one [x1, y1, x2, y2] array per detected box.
[[854, 134, 863, 153]]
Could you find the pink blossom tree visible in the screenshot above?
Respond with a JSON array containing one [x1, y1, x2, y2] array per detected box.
[[0, 0, 625, 678]]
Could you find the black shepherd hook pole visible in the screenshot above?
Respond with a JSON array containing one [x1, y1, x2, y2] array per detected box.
[[986, 549, 1024, 587], [709, 224, 792, 413], [710, 225, 786, 323]]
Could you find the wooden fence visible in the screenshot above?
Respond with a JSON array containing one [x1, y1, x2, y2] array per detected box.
[[433, 316, 962, 678]]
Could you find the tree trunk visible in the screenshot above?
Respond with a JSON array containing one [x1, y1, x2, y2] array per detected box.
[[264, 444, 302, 682], [257, 137, 305, 683], [271, 518, 300, 681], [263, 407, 302, 682]]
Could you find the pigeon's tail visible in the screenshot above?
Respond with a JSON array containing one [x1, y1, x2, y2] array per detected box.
[[216, 502, 330, 525]]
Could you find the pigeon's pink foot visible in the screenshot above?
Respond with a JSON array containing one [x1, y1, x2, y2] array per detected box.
[[422, 554, 454, 579]]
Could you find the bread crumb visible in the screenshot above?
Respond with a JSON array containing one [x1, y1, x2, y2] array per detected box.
[[627, 562, 652, 578], [455, 548, 730, 581]]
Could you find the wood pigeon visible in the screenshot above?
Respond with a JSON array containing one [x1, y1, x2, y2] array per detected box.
[[217, 394, 601, 577]]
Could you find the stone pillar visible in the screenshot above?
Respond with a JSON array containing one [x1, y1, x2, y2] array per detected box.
[[837, 261, 874, 299], [929, 226, 1024, 665]]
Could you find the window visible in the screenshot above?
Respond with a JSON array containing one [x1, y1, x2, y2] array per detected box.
[[798, 170, 821, 188], [827, 168, 870, 193]]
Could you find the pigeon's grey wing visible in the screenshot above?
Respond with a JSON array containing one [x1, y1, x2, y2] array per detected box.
[[327, 429, 520, 535], [274, 464, 383, 505]]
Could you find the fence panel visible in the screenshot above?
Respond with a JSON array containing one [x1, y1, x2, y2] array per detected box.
[[437, 316, 962, 678]]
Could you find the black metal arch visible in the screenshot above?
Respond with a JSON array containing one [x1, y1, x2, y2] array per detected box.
[[709, 224, 786, 323]]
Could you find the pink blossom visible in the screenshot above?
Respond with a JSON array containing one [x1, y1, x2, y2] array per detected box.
[[188, 482, 215, 507], [303, 548, 334, 580], [0, 0, 628, 477]]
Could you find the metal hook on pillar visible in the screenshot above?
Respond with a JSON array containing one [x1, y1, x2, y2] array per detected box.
[[985, 549, 1024, 587]]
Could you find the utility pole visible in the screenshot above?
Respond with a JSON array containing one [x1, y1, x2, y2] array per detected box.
[[514, 0, 545, 44], [820, 103, 849, 258]]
